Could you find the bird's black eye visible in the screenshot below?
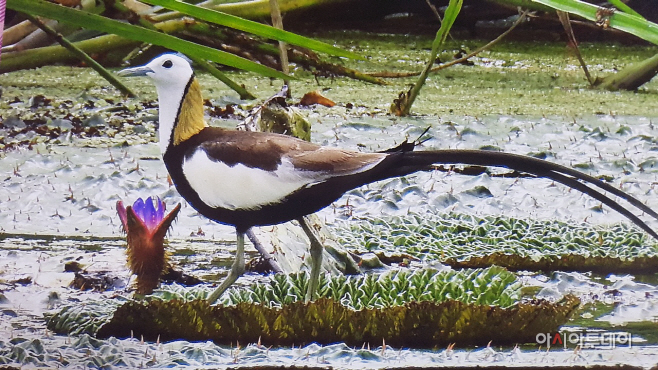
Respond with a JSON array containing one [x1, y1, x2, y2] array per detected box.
[[162, 60, 173, 68]]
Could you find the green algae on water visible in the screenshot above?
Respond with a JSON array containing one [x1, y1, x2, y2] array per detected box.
[[1, 37, 657, 117]]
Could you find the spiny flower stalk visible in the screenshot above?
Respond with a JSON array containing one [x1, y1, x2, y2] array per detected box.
[[117, 197, 181, 295]]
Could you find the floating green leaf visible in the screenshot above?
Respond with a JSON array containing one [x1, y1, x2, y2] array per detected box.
[[47, 267, 580, 347], [336, 212, 658, 273], [89, 295, 579, 347], [46, 298, 123, 336]]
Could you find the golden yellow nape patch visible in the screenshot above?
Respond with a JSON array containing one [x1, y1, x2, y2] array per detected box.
[[173, 78, 206, 146]]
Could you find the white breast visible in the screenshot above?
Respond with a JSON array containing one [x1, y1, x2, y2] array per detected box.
[[182, 149, 323, 210]]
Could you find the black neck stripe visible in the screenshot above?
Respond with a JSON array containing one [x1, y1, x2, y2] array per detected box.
[[168, 73, 196, 151]]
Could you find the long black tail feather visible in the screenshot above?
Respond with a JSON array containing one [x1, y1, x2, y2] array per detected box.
[[545, 170, 657, 239], [398, 149, 658, 239]]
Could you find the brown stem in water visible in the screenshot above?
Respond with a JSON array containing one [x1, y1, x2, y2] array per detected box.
[[557, 10, 594, 86], [269, 0, 290, 89]]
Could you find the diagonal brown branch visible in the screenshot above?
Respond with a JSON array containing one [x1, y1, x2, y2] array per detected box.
[[557, 10, 594, 86]]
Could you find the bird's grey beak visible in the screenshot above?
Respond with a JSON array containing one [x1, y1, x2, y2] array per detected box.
[[117, 65, 154, 77]]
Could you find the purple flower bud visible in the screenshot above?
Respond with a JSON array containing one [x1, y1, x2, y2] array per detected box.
[[116, 196, 181, 295], [132, 196, 166, 232]]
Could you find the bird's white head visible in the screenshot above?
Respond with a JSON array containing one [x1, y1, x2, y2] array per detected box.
[[119, 53, 207, 154]]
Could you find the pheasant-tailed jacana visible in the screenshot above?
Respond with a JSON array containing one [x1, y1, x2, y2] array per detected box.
[[118, 53, 658, 303]]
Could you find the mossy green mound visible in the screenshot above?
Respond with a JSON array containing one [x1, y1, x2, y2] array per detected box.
[[49, 267, 521, 336], [48, 267, 579, 347], [93, 295, 579, 347], [335, 213, 658, 273]]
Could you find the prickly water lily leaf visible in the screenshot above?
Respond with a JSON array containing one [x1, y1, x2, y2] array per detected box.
[[445, 252, 658, 273], [336, 213, 658, 273], [91, 295, 579, 347], [46, 298, 124, 336], [218, 267, 522, 309], [49, 267, 579, 346]]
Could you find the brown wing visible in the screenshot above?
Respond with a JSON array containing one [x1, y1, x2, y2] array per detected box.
[[196, 129, 317, 171], [197, 128, 386, 176], [287, 147, 386, 175]]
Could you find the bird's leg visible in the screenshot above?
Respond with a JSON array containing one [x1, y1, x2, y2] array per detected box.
[[207, 231, 246, 304], [246, 228, 283, 274], [297, 217, 324, 302]]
